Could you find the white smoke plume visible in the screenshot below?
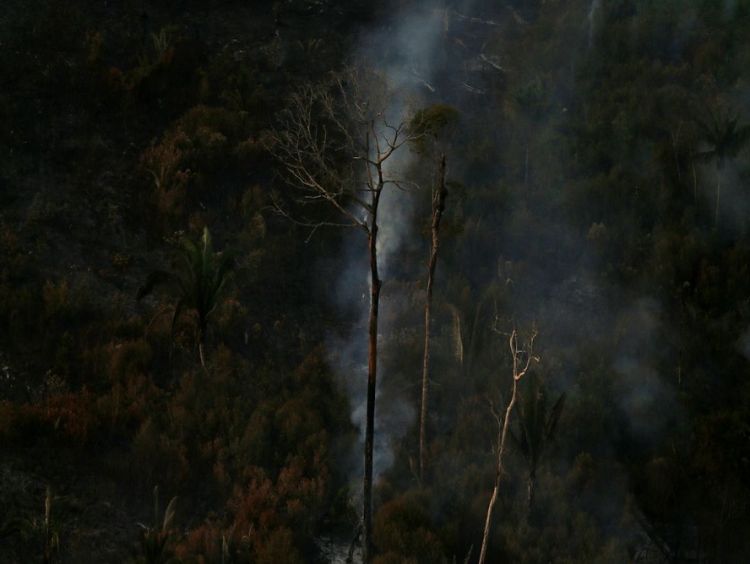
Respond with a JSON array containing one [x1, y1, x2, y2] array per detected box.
[[324, 1, 454, 490], [587, 0, 601, 48]]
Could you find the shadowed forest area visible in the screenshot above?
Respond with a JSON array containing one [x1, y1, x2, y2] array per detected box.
[[2, 0, 750, 562]]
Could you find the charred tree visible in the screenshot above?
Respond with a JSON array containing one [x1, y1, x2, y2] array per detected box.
[[419, 154, 447, 482], [268, 68, 417, 562], [363, 151, 383, 564]]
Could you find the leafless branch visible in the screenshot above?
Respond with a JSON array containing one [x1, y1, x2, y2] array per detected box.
[[267, 66, 422, 240]]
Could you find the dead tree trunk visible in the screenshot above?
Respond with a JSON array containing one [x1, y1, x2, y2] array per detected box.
[[478, 365, 520, 564], [267, 71, 418, 563], [363, 177, 383, 563], [419, 154, 447, 482], [478, 329, 537, 564]]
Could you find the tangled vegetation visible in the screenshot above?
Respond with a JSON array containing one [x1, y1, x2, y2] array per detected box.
[[2, 1, 750, 562]]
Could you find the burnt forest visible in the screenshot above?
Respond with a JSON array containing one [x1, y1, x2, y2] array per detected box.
[[2, 1, 750, 562]]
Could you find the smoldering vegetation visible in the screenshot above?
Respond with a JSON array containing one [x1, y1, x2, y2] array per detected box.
[[1, 0, 750, 562], [319, 0, 750, 561]]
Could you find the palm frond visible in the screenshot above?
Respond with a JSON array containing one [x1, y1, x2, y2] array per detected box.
[[545, 393, 566, 441], [161, 497, 178, 533], [695, 108, 750, 162], [514, 377, 566, 474], [138, 226, 234, 366], [170, 298, 185, 335]]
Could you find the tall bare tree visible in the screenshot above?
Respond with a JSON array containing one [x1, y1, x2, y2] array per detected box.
[[419, 154, 447, 481], [408, 104, 458, 482], [478, 328, 538, 564], [267, 67, 417, 562]]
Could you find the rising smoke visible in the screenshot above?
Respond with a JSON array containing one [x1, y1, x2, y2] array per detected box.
[[325, 1, 454, 488], [323, 0, 697, 556]]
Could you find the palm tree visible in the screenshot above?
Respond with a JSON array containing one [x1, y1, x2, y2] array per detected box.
[[695, 109, 750, 227], [138, 227, 234, 369], [510, 373, 565, 512]]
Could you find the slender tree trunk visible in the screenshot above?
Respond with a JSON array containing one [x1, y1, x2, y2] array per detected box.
[[691, 163, 698, 202], [478, 374, 520, 564], [715, 166, 722, 228], [527, 469, 536, 513], [478, 330, 536, 564], [363, 184, 383, 564], [464, 291, 489, 381], [419, 155, 447, 482], [44, 486, 52, 564]]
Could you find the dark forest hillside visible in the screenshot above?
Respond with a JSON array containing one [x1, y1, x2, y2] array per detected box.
[[2, 1, 750, 562]]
